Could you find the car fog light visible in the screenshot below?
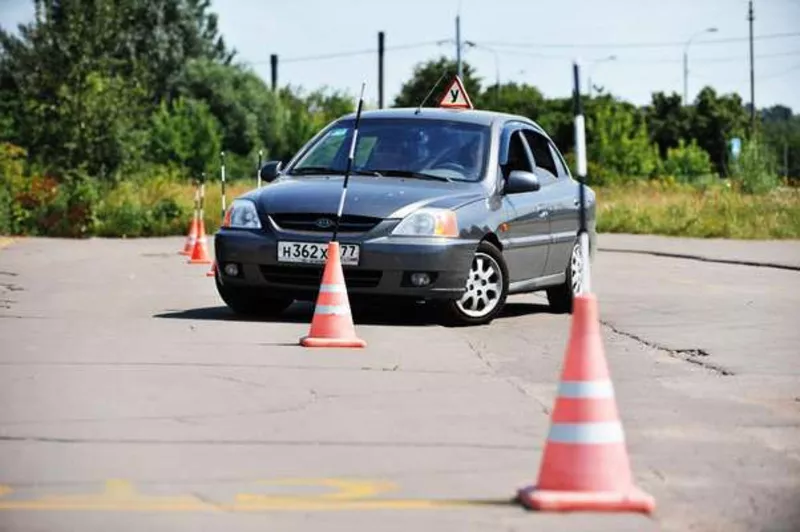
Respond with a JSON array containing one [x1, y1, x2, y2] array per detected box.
[[224, 263, 240, 277], [410, 273, 431, 287]]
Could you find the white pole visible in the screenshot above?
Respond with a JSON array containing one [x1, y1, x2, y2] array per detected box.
[[573, 61, 591, 294]]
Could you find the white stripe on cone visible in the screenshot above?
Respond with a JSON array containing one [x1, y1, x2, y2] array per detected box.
[[314, 304, 351, 316], [547, 422, 625, 444], [557, 380, 615, 398], [320, 284, 347, 293]]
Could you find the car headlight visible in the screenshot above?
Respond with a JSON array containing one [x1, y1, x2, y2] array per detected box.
[[392, 208, 458, 237], [223, 199, 262, 229]]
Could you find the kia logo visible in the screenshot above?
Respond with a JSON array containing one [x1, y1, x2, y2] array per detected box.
[[315, 218, 334, 229]]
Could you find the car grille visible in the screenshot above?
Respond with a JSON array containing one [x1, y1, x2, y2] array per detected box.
[[260, 265, 383, 288], [269, 213, 381, 234]]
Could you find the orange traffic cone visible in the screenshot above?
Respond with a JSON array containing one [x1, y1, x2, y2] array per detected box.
[[299, 241, 366, 348], [180, 214, 198, 255], [187, 218, 212, 265], [206, 260, 217, 277], [517, 293, 655, 513]]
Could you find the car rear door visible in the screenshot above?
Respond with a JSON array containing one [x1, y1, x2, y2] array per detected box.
[[499, 123, 551, 283]]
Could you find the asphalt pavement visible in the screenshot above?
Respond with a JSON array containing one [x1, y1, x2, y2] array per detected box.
[[0, 234, 798, 531]]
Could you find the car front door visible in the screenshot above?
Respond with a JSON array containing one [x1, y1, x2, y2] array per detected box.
[[499, 124, 551, 284], [521, 129, 578, 276]]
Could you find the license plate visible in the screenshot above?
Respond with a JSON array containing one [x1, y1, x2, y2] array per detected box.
[[277, 241, 360, 266]]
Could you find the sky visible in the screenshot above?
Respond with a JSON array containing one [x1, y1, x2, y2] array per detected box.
[[1, 0, 800, 110]]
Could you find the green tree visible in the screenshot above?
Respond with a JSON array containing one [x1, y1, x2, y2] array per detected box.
[[276, 86, 355, 162], [150, 97, 222, 176], [689, 87, 748, 176], [587, 97, 660, 182], [646, 91, 692, 159], [0, 0, 235, 177], [392, 57, 482, 108], [479, 82, 546, 119], [760, 105, 799, 180]]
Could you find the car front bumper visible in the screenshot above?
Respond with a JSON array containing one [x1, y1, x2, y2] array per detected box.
[[213, 228, 477, 301]]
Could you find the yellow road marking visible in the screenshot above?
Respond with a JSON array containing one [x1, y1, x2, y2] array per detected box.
[[248, 478, 397, 500], [0, 478, 514, 512]]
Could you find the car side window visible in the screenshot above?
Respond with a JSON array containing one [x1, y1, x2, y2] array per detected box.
[[548, 142, 571, 178], [522, 130, 558, 178], [501, 130, 533, 177]]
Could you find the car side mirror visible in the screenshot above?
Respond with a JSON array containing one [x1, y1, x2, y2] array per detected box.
[[505, 170, 541, 194], [260, 161, 283, 183]]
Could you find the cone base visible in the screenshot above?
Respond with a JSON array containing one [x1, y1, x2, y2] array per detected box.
[[188, 258, 212, 265], [517, 485, 655, 514], [299, 336, 367, 348]]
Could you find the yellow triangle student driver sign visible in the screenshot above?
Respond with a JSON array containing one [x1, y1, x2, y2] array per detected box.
[[438, 75, 473, 109]]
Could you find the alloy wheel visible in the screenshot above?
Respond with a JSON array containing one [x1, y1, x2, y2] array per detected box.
[[456, 252, 504, 318], [570, 241, 584, 295]]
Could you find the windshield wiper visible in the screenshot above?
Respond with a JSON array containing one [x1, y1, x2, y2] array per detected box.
[[289, 166, 344, 175], [367, 169, 452, 182], [290, 167, 383, 177]]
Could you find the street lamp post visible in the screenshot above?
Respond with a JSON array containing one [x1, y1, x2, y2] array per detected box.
[[683, 27, 718, 105], [587, 55, 617, 97]]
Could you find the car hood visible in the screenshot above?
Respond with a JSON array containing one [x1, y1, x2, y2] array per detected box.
[[252, 175, 486, 219]]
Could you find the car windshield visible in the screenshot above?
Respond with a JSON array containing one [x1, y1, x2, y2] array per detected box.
[[290, 117, 491, 182]]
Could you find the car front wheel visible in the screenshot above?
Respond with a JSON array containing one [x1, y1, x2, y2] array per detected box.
[[442, 241, 509, 326], [215, 276, 293, 317], [547, 239, 585, 314]]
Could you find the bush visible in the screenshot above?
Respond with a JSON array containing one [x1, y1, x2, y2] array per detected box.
[[662, 139, 716, 184], [731, 138, 781, 194], [0, 143, 27, 234], [42, 174, 100, 237]]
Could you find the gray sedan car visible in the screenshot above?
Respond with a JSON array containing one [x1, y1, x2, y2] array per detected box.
[[213, 107, 596, 325]]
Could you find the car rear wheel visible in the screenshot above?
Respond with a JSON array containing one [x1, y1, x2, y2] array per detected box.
[[442, 241, 508, 326], [547, 239, 584, 314], [215, 276, 293, 317]]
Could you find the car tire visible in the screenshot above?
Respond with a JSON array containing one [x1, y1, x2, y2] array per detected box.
[[441, 240, 509, 326], [215, 276, 293, 317], [547, 239, 585, 314]]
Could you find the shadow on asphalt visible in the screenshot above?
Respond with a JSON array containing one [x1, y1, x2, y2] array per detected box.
[[154, 300, 554, 327]]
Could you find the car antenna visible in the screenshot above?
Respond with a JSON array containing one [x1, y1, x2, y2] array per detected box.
[[415, 70, 449, 115]]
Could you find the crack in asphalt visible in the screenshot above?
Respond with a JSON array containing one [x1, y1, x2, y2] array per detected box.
[[599, 248, 800, 272], [0, 435, 534, 451], [601, 321, 735, 376], [464, 337, 551, 415]]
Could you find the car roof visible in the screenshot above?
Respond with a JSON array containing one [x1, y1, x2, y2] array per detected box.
[[337, 107, 547, 134]]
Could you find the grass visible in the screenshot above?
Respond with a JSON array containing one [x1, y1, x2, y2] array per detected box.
[[9, 174, 798, 240], [595, 180, 800, 239], [95, 176, 256, 237]]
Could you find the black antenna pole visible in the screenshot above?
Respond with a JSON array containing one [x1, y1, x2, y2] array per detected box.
[[332, 82, 367, 242], [378, 31, 385, 109]]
